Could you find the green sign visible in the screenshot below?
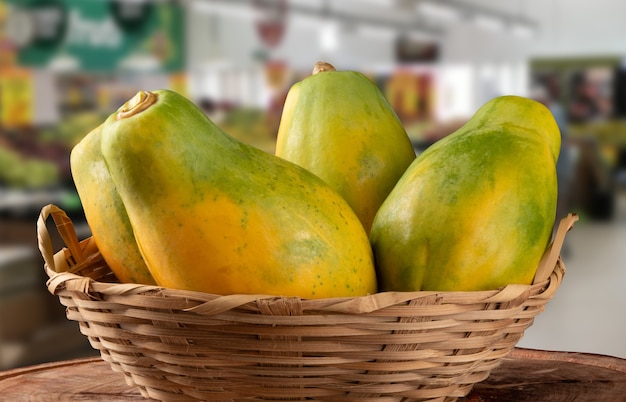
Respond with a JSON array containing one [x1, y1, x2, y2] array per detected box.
[[8, 0, 184, 72]]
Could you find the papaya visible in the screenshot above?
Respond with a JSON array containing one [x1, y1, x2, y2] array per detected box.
[[99, 89, 377, 298], [70, 124, 156, 285], [275, 62, 416, 235], [370, 95, 560, 291]]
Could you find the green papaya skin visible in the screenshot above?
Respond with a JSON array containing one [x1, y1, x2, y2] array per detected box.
[[370, 95, 560, 292], [70, 125, 156, 285], [275, 62, 416, 235], [100, 89, 377, 298]]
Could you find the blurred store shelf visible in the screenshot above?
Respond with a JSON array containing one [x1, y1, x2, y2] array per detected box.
[[0, 187, 78, 219], [0, 245, 97, 371], [0, 320, 96, 371], [0, 208, 95, 371]]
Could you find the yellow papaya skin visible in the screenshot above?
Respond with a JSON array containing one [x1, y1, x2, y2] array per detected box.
[[370, 95, 560, 292], [275, 62, 416, 235], [70, 125, 156, 285], [100, 89, 377, 298]]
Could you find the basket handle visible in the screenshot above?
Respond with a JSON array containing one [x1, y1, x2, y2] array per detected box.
[[37, 204, 85, 273], [533, 213, 578, 284]]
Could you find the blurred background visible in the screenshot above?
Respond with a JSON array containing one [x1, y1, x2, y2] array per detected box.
[[1, 0, 625, 370]]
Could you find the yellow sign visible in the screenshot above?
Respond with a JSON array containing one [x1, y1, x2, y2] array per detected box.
[[0, 42, 17, 68], [0, 1, 18, 69], [385, 69, 435, 122], [169, 72, 187, 98], [0, 68, 34, 127]]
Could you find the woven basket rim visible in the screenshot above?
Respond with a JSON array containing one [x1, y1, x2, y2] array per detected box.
[[39, 204, 576, 315], [44, 256, 566, 316]]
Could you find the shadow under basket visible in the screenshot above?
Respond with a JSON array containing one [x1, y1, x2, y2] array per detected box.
[[37, 205, 577, 402]]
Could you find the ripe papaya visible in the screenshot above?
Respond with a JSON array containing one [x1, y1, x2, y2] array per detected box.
[[99, 89, 377, 298], [275, 62, 416, 234], [370, 95, 560, 291], [70, 125, 156, 285]]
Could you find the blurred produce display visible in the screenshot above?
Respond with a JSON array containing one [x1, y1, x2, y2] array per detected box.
[[0, 113, 104, 217], [218, 107, 277, 153], [0, 145, 58, 189], [38, 112, 109, 150], [1, 111, 108, 184], [570, 121, 626, 147]]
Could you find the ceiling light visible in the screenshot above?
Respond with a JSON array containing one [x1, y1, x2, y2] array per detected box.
[[358, 24, 397, 39], [191, 0, 254, 20], [473, 14, 505, 32], [416, 2, 461, 22], [511, 22, 535, 38], [319, 20, 339, 52], [289, 12, 322, 29]]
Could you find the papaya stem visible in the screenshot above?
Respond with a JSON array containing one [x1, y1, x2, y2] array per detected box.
[[116, 90, 158, 120], [312, 61, 336, 75]]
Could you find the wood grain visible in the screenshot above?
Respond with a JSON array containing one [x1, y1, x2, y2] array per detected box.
[[463, 348, 626, 401], [0, 358, 147, 401], [0, 348, 624, 401]]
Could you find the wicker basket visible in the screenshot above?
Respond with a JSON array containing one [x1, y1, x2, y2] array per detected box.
[[38, 204, 577, 402]]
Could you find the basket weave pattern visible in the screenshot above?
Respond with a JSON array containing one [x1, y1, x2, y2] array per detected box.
[[38, 205, 574, 402]]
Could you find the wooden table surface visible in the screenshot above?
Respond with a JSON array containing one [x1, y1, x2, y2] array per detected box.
[[1, 348, 625, 401]]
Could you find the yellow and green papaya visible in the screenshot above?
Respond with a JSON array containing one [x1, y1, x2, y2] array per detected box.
[[275, 62, 416, 234], [99, 89, 377, 298], [70, 125, 156, 285], [370, 95, 560, 291]]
